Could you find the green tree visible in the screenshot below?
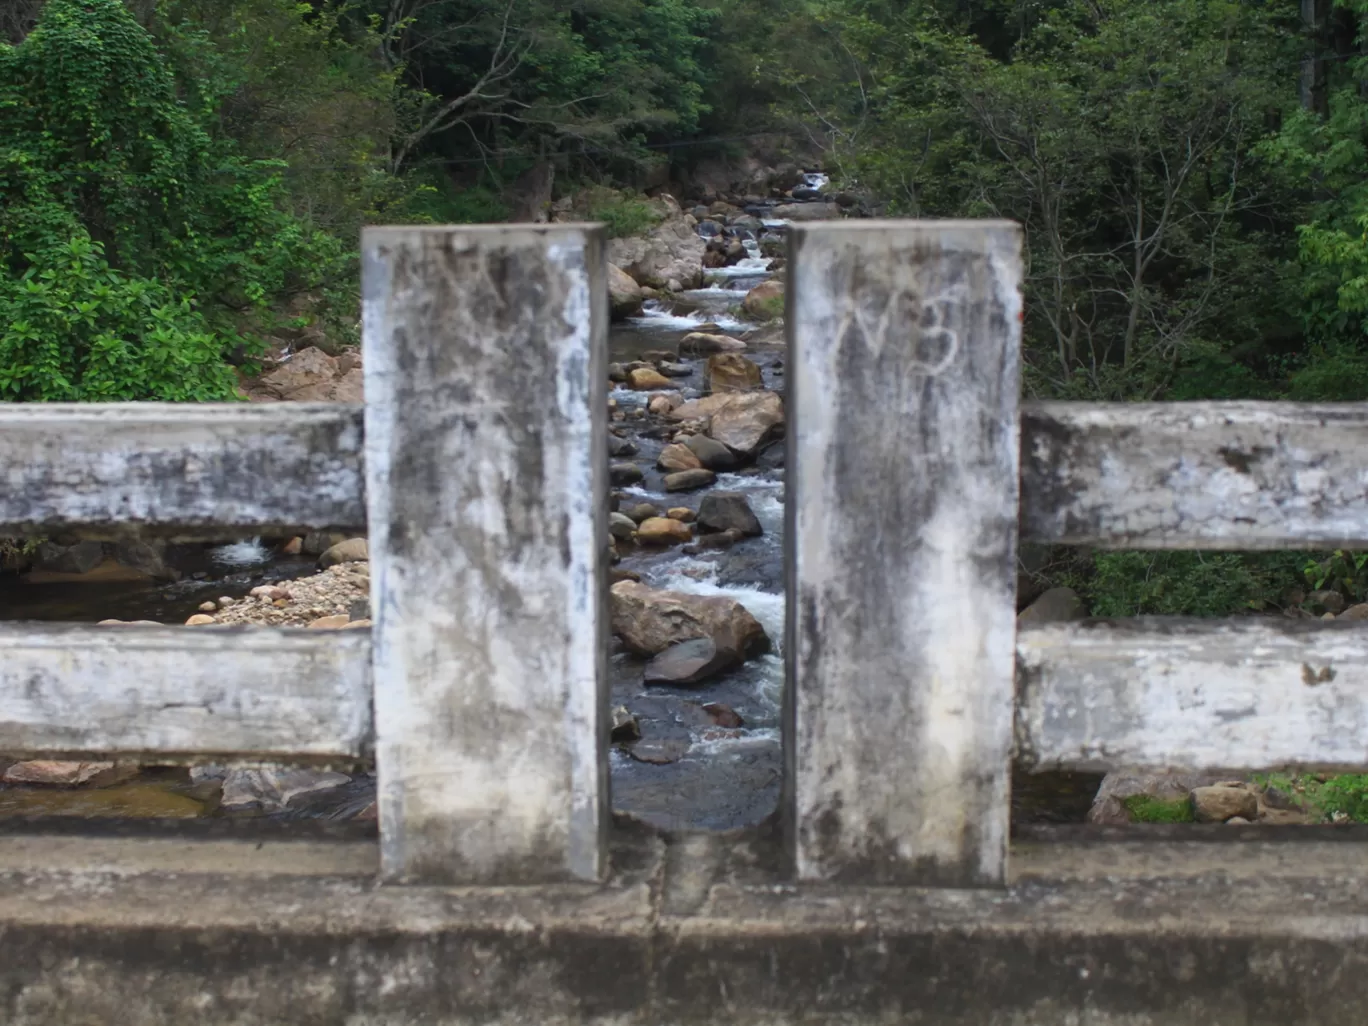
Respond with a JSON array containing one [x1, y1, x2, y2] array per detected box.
[[1265, 0, 1368, 400], [801, 0, 1300, 400], [0, 0, 336, 400], [368, 0, 716, 177]]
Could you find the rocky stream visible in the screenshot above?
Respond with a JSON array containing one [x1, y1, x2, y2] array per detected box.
[[0, 172, 1305, 831]]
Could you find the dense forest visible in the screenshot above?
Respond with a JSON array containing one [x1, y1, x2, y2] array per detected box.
[[5, 0, 1368, 614]]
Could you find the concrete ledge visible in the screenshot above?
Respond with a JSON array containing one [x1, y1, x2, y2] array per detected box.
[[2, 822, 1368, 1024]]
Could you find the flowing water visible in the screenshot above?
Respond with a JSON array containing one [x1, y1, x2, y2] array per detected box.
[[606, 289, 789, 829]]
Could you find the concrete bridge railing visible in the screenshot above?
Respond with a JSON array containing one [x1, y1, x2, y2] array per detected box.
[[3, 221, 1368, 1024]]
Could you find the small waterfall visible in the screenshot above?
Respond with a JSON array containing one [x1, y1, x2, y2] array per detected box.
[[211, 538, 273, 567]]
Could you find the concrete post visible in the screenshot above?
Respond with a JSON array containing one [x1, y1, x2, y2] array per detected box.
[[785, 220, 1023, 886], [362, 225, 609, 885]]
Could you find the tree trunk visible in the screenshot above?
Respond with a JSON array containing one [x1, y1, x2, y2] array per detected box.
[[1301, 0, 1331, 116]]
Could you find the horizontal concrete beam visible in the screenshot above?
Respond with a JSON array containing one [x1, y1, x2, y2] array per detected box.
[[0, 402, 366, 538], [1016, 617, 1368, 772], [0, 623, 372, 762], [9, 398, 1366, 551], [3, 825, 1368, 1025], [1020, 401, 1368, 549]]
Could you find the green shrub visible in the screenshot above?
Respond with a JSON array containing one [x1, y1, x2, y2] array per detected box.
[[0, 0, 339, 401], [1309, 775, 1368, 823], [584, 190, 663, 239], [1087, 551, 1301, 618], [0, 235, 237, 401]]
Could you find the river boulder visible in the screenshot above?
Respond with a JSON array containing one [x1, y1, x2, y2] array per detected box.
[[636, 517, 692, 546], [670, 391, 784, 457], [643, 637, 737, 686], [319, 538, 368, 569], [610, 580, 771, 660], [607, 263, 644, 321], [626, 366, 672, 390], [684, 434, 739, 471], [656, 443, 702, 473], [679, 331, 747, 356], [704, 353, 763, 393], [697, 492, 762, 537], [606, 194, 705, 290], [741, 280, 785, 320]]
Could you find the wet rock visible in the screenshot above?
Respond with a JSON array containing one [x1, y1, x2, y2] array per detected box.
[[302, 530, 348, 556], [673, 391, 784, 457], [704, 353, 763, 393], [608, 363, 628, 383], [607, 434, 638, 458], [198, 601, 217, 612], [185, 614, 216, 626], [625, 503, 660, 523], [319, 537, 368, 569], [1191, 785, 1258, 823], [664, 468, 717, 492], [755, 438, 785, 471], [610, 462, 644, 486], [741, 280, 785, 320], [609, 512, 638, 540], [625, 739, 691, 765], [609, 568, 642, 585], [33, 540, 105, 576], [610, 580, 771, 659], [1018, 587, 1085, 623], [647, 394, 679, 416], [704, 702, 745, 728], [1342, 603, 1368, 621], [1309, 589, 1346, 614], [637, 517, 692, 546], [348, 597, 371, 621], [608, 262, 644, 321], [280, 536, 304, 556], [3, 760, 120, 786], [220, 767, 351, 813], [679, 331, 747, 356], [657, 443, 703, 473], [111, 538, 179, 581], [644, 637, 738, 685], [611, 705, 642, 742], [627, 367, 673, 390], [667, 507, 695, 523], [658, 361, 693, 377], [688, 527, 744, 552], [697, 491, 762, 536], [685, 433, 739, 471]]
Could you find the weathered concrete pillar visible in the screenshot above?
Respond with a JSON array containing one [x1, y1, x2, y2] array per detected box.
[[362, 225, 608, 885], [785, 220, 1023, 886]]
